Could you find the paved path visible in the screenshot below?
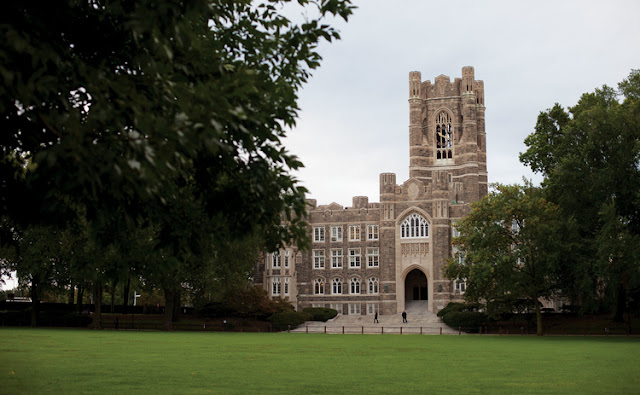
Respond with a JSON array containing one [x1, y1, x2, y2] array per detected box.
[[291, 301, 460, 335]]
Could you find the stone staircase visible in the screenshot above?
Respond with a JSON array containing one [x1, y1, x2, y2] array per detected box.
[[291, 301, 460, 334]]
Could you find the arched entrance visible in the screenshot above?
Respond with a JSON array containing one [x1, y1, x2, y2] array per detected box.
[[405, 268, 428, 301]]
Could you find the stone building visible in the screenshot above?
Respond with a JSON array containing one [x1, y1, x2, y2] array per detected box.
[[256, 67, 487, 315]]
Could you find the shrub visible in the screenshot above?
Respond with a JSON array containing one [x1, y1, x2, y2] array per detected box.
[[302, 307, 338, 322], [441, 311, 488, 329], [267, 311, 313, 329], [198, 302, 234, 318], [436, 302, 466, 318]]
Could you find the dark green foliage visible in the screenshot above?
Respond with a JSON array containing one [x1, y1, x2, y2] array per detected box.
[[437, 302, 480, 318], [520, 70, 640, 319], [197, 302, 234, 318], [441, 311, 488, 329], [267, 311, 313, 329], [302, 307, 338, 322]]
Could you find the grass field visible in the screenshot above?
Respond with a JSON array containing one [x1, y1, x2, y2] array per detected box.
[[1, 328, 639, 394]]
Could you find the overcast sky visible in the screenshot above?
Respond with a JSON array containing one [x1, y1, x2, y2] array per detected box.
[[284, 0, 640, 207]]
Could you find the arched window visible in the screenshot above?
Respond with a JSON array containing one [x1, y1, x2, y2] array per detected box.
[[314, 279, 325, 295], [401, 213, 429, 239], [350, 278, 360, 294], [332, 278, 342, 295], [368, 278, 379, 294], [435, 111, 453, 160]]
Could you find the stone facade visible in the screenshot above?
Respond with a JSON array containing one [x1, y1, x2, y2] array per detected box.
[[256, 67, 487, 315]]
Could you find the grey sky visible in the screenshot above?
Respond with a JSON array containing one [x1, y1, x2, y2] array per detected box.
[[284, 0, 640, 207]]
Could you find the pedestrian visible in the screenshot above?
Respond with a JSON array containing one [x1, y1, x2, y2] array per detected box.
[[402, 310, 407, 323], [374, 311, 379, 323]]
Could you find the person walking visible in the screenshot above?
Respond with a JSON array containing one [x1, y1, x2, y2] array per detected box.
[[374, 311, 379, 323], [402, 310, 407, 323]]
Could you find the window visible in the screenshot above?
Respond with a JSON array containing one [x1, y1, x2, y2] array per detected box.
[[367, 303, 379, 315], [400, 213, 429, 239], [367, 224, 379, 240], [452, 225, 460, 238], [284, 278, 290, 295], [349, 303, 361, 315], [435, 111, 453, 160], [350, 278, 360, 294], [313, 227, 325, 242], [349, 225, 360, 241], [348, 248, 361, 268], [314, 279, 325, 295], [332, 278, 342, 295], [455, 279, 466, 293], [511, 219, 521, 234], [366, 248, 379, 268], [330, 226, 342, 242], [272, 278, 281, 296], [368, 278, 379, 294], [271, 252, 281, 268], [284, 250, 290, 267], [331, 249, 343, 269], [313, 250, 325, 269], [330, 303, 343, 314]]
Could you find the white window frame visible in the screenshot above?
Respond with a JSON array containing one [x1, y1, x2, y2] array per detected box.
[[348, 248, 361, 268], [331, 249, 343, 269], [366, 247, 379, 268], [366, 303, 379, 315], [313, 250, 325, 269], [330, 226, 343, 242], [314, 278, 325, 295], [272, 278, 281, 296], [349, 225, 360, 241], [330, 303, 342, 315], [349, 303, 361, 315], [367, 224, 379, 240], [332, 278, 342, 295], [313, 226, 325, 243], [284, 250, 290, 268], [271, 252, 281, 268], [455, 279, 466, 294], [284, 278, 290, 295], [368, 278, 379, 294], [400, 213, 429, 239], [350, 278, 360, 294]]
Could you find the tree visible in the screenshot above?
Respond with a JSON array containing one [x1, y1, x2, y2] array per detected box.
[[444, 184, 572, 336], [520, 70, 640, 320], [1, 0, 354, 328]]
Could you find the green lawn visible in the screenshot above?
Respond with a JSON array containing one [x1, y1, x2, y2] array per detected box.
[[1, 329, 638, 394]]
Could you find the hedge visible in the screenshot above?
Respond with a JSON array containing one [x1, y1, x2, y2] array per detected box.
[[301, 307, 338, 322], [267, 311, 313, 329], [441, 311, 488, 329]]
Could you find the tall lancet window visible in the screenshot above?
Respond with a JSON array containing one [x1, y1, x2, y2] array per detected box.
[[435, 111, 453, 160]]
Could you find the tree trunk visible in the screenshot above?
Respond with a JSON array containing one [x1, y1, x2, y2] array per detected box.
[[535, 298, 543, 336], [30, 279, 40, 328], [172, 291, 180, 322], [613, 283, 626, 322], [68, 282, 75, 305], [163, 288, 175, 331], [110, 279, 117, 314], [122, 276, 130, 308], [91, 281, 103, 329], [76, 285, 84, 313]]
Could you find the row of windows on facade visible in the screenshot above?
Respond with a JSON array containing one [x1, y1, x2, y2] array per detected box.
[[313, 224, 378, 242], [311, 303, 379, 315], [267, 247, 380, 269], [313, 247, 379, 269], [313, 214, 430, 243], [312, 277, 380, 295]]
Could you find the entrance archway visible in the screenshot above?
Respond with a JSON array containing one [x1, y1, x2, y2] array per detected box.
[[405, 269, 428, 301]]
